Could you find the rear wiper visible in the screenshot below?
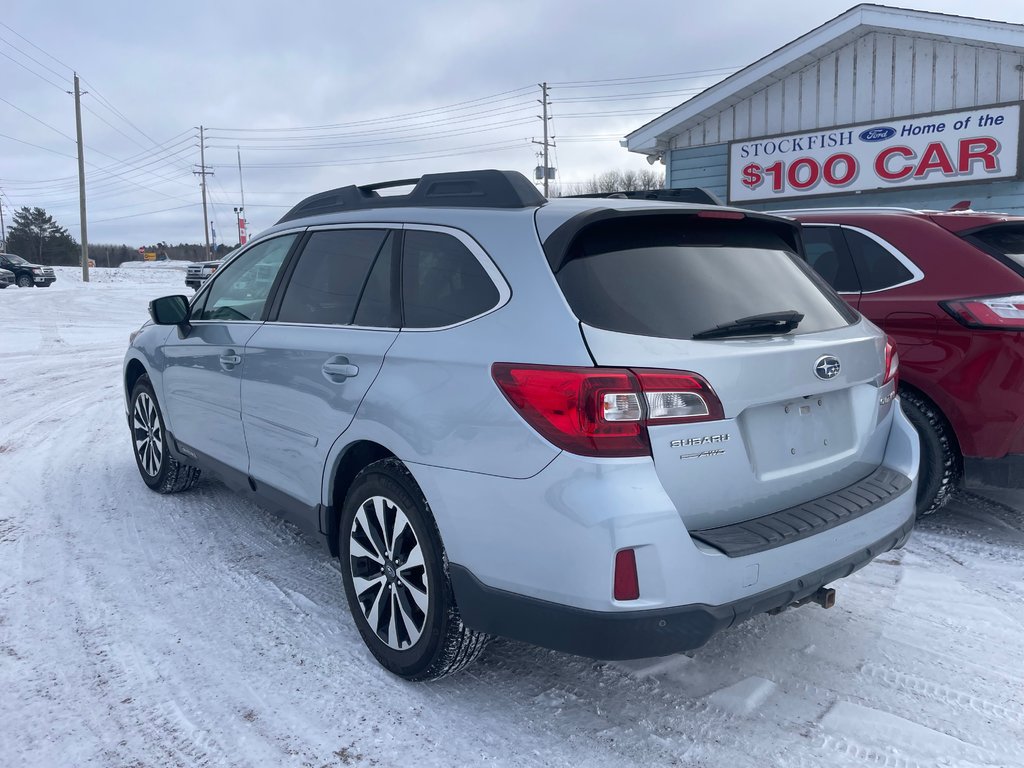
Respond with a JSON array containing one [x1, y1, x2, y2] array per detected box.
[[692, 310, 804, 340]]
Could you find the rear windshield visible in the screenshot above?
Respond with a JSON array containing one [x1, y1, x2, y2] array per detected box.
[[556, 216, 855, 340], [965, 225, 1024, 276]]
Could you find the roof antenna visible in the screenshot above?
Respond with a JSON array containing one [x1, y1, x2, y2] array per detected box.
[[948, 200, 971, 211]]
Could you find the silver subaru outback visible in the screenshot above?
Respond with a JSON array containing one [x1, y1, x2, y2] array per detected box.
[[123, 170, 918, 680]]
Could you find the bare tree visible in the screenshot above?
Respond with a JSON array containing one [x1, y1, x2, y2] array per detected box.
[[552, 168, 666, 197]]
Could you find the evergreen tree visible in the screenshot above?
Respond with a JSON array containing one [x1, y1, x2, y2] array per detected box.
[[5, 207, 80, 266]]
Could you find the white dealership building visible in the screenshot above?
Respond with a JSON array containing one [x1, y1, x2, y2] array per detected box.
[[625, 4, 1024, 213]]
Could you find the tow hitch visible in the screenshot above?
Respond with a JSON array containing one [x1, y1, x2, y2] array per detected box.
[[770, 586, 836, 615]]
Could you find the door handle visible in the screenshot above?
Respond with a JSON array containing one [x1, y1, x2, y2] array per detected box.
[[220, 352, 242, 368], [322, 357, 359, 381]]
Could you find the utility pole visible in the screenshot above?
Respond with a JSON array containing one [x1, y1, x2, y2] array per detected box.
[[236, 145, 246, 245], [194, 125, 213, 260], [531, 82, 555, 197], [0, 198, 6, 247], [73, 73, 90, 282]]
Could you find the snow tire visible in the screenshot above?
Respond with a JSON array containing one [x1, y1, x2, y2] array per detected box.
[[899, 387, 960, 517], [339, 458, 489, 681], [130, 374, 201, 494]]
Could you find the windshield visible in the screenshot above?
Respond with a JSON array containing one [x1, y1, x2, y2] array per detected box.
[[555, 216, 856, 340], [3, 254, 29, 265]]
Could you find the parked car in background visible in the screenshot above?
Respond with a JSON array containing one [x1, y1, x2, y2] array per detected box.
[[185, 259, 221, 290], [0, 268, 13, 289], [0, 253, 56, 287], [787, 207, 1024, 516], [124, 170, 917, 681]]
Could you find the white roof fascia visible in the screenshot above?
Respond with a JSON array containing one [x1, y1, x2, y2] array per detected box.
[[625, 4, 1024, 155]]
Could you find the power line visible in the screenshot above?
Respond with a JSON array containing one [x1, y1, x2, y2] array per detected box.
[[549, 65, 739, 87], [92, 202, 198, 223], [79, 77, 176, 157], [0, 96, 76, 143], [207, 139, 530, 170], [0, 131, 77, 159], [0, 21, 74, 72], [206, 100, 537, 144], [0, 130, 195, 186], [556, 105, 682, 118], [207, 117, 537, 152], [208, 84, 536, 133], [555, 87, 707, 104], [0, 48, 66, 91], [0, 33, 70, 81]]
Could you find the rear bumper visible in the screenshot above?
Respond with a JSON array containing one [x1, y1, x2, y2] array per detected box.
[[451, 516, 913, 660], [964, 454, 1024, 489], [419, 403, 918, 659]]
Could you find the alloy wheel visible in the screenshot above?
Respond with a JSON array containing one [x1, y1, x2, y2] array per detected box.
[[132, 392, 163, 477], [348, 495, 430, 650]]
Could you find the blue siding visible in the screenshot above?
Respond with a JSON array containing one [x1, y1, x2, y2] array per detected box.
[[668, 144, 728, 201]]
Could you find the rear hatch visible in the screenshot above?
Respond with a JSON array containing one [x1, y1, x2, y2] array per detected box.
[[545, 209, 893, 529]]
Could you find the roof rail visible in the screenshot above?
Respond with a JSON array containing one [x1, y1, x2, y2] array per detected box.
[[277, 169, 546, 223], [563, 188, 723, 205]]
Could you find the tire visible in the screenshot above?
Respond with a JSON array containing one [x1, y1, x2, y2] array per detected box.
[[16, 275, 32, 288], [129, 374, 201, 493], [899, 387, 961, 517], [339, 458, 489, 681]]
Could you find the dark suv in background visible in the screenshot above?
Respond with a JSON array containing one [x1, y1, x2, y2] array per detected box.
[[788, 207, 1024, 516], [0, 252, 56, 287]]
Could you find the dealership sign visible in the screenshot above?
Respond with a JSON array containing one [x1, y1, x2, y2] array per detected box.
[[727, 103, 1021, 203]]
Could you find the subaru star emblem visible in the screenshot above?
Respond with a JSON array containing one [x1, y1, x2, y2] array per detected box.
[[814, 355, 841, 380]]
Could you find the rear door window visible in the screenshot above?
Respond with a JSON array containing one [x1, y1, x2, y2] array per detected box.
[[801, 225, 861, 293], [276, 229, 390, 325], [841, 228, 914, 292], [401, 230, 499, 328], [555, 216, 855, 340]]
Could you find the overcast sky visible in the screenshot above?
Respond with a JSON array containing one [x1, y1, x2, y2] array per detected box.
[[3, 0, 1024, 249]]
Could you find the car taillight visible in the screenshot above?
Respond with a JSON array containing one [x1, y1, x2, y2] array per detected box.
[[942, 294, 1024, 330], [883, 338, 899, 387], [491, 363, 724, 458], [634, 369, 725, 425]]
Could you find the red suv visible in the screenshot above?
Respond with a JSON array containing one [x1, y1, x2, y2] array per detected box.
[[784, 207, 1024, 516]]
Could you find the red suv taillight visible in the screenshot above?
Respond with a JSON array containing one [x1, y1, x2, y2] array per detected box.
[[491, 363, 724, 458], [942, 294, 1024, 330], [883, 338, 899, 387]]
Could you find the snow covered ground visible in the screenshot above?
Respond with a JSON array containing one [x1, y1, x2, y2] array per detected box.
[[2, 266, 1023, 768]]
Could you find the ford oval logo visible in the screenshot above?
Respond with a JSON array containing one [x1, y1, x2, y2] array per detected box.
[[814, 355, 841, 380], [859, 126, 896, 142]]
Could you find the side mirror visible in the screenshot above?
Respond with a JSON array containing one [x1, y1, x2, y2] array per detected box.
[[149, 295, 191, 328]]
